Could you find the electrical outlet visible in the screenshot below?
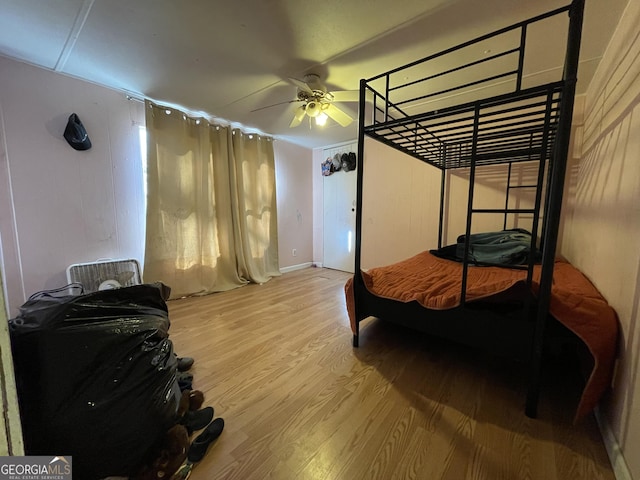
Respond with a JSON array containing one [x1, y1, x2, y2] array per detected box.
[[292, 249, 297, 257]]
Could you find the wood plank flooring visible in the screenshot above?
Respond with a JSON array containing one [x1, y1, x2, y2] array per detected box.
[[166, 267, 614, 480]]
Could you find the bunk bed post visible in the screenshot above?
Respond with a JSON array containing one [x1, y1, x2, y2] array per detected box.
[[352, 78, 368, 348], [438, 155, 446, 249], [525, 0, 584, 418], [527, 90, 557, 285], [460, 104, 481, 305], [503, 162, 513, 231], [516, 25, 527, 92]]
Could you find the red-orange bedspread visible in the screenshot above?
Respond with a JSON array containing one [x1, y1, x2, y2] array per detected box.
[[344, 251, 619, 420]]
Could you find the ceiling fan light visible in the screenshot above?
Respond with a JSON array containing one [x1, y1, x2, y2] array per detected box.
[[315, 113, 328, 126], [306, 101, 321, 117]]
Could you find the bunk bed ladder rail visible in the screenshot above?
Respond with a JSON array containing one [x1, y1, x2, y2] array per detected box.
[[526, 0, 585, 418], [459, 105, 481, 305], [352, 78, 369, 348], [459, 87, 556, 306]]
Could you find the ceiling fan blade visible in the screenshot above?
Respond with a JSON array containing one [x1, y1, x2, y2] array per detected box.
[[288, 77, 313, 94], [326, 90, 360, 103], [251, 99, 302, 113], [323, 103, 354, 127], [289, 105, 306, 128]]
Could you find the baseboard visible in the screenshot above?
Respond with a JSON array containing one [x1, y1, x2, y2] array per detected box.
[[595, 408, 632, 480], [279, 262, 313, 274]]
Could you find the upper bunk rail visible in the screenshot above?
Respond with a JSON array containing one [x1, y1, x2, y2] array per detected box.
[[388, 48, 520, 96], [366, 83, 563, 169], [365, 4, 570, 85], [361, 3, 573, 169], [389, 59, 522, 107], [424, 97, 560, 135]]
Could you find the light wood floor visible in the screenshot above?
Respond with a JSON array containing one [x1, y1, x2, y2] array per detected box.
[[166, 267, 614, 480]]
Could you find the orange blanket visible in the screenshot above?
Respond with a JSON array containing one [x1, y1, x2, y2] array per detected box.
[[344, 251, 618, 420]]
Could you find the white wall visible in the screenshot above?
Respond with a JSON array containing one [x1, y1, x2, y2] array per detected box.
[[314, 138, 442, 271], [0, 56, 146, 317], [274, 139, 313, 270], [561, 1, 639, 478], [312, 146, 325, 266], [0, 55, 314, 317], [356, 138, 538, 270], [359, 138, 441, 269]]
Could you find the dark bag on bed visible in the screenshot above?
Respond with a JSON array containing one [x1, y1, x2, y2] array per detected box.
[[431, 228, 540, 266]]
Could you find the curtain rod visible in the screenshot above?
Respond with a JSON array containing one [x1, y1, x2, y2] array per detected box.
[[128, 94, 275, 141], [126, 94, 145, 104]]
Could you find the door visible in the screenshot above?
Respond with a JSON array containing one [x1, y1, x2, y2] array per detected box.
[[323, 153, 357, 273]]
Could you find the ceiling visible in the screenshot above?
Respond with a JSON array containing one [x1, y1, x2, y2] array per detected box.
[[0, 0, 627, 149]]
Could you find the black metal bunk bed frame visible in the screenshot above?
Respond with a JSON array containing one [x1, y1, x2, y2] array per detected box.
[[351, 0, 584, 418]]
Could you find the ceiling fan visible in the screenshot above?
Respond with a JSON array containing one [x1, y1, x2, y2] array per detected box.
[[253, 74, 359, 128]]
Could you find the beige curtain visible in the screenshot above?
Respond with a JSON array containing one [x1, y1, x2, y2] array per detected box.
[[143, 101, 279, 298]]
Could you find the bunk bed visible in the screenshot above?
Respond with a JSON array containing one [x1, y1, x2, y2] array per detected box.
[[345, 0, 619, 419]]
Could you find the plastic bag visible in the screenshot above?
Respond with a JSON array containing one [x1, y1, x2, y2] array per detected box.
[[9, 283, 181, 480]]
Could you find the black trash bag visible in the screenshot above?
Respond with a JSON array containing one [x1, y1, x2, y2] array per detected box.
[[9, 283, 181, 480]]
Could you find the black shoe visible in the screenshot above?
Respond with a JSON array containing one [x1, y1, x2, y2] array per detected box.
[[177, 371, 194, 392], [180, 406, 214, 435], [177, 356, 195, 372], [187, 418, 224, 463]]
